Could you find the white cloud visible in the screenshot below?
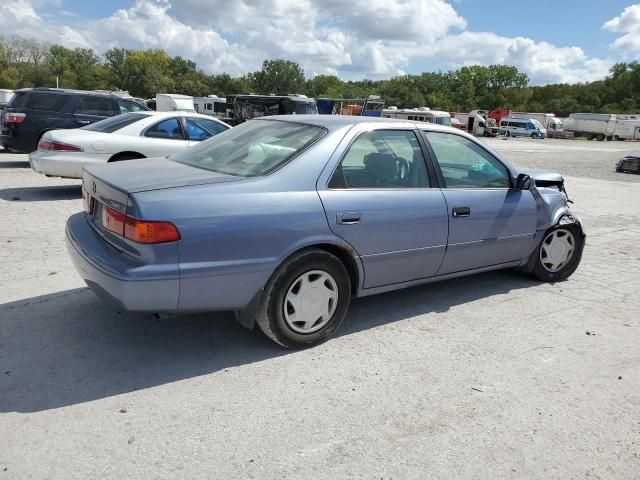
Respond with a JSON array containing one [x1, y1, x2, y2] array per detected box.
[[0, 0, 617, 84], [603, 4, 640, 57]]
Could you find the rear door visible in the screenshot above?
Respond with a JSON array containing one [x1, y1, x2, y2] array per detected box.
[[73, 96, 118, 127], [421, 130, 537, 274], [318, 125, 448, 289]]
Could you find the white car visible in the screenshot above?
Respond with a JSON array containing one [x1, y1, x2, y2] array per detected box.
[[29, 111, 230, 178]]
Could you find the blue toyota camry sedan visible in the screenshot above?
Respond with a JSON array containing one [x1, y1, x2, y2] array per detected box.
[[66, 115, 585, 348]]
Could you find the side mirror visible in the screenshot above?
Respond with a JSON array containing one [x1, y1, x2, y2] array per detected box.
[[515, 173, 532, 190]]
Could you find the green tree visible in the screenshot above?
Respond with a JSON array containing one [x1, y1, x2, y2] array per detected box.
[[251, 59, 305, 95]]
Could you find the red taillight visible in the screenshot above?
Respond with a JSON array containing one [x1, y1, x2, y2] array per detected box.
[[38, 139, 83, 152], [102, 206, 126, 235], [82, 188, 94, 214], [102, 205, 180, 244], [5, 112, 26, 123]]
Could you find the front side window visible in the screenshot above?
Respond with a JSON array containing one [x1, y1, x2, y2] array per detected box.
[[329, 130, 428, 189], [173, 119, 325, 176], [119, 100, 146, 114], [185, 117, 229, 141], [145, 118, 185, 140], [78, 97, 115, 117], [422, 131, 510, 188]]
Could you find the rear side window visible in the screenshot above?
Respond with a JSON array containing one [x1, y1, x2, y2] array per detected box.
[[82, 113, 147, 133], [330, 130, 428, 189], [8, 92, 27, 108], [77, 97, 115, 117], [24, 93, 69, 112]]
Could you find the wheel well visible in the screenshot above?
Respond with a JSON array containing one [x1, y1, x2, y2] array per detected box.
[[312, 243, 360, 294], [109, 151, 146, 162]]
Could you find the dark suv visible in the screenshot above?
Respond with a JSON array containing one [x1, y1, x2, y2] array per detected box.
[[0, 88, 150, 153]]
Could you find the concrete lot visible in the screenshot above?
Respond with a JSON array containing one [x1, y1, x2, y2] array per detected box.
[[1, 138, 639, 479]]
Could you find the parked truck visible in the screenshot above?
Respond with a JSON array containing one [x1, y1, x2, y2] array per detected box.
[[155, 93, 196, 112], [564, 113, 617, 141], [510, 112, 571, 138], [467, 110, 499, 137], [613, 115, 640, 141]]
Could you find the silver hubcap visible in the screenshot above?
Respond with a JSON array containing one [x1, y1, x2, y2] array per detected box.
[[540, 228, 575, 273], [283, 270, 339, 334]]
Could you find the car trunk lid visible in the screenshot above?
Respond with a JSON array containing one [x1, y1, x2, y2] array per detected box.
[[82, 158, 242, 251], [84, 158, 240, 193]]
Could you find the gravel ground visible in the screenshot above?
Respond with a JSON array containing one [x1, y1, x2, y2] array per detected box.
[[1, 139, 639, 480]]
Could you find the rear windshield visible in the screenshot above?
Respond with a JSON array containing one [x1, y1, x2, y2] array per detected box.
[[24, 92, 69, 112], [173, 120, 325, 176], [82, 113, 148, 133]]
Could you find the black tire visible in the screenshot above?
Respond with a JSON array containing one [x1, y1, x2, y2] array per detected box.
[[531, 223, 584, 282], [586, 134, 595, 141], [596, 133, 605, 141], [109, 153, 145, 162], [256, 248, 351, 349], [607, 135, 613, 141], [506, 130, 511, 137]]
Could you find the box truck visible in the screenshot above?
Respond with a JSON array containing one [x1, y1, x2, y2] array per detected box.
[[564, 113, 617, 141], [155, 94, 196, 112]]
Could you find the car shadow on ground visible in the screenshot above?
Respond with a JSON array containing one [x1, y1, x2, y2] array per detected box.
[[0, 185, 81, 202], [0, 270, 538, 413], [0, 160, 30, 168]]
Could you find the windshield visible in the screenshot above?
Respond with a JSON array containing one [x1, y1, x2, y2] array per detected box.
[[531, 119, 543, 129], [294, 102, 318, 114], [173, 119, 325, 176], [81, 113, 148, 133], [433, 116, 451, 126]]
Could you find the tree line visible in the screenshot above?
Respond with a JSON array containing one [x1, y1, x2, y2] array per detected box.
[[1, 35, 639, 116]]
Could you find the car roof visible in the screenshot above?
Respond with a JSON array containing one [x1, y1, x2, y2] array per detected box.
[[15, 87, 145, 101], [136, 110, 225, 119], [255, 114, 460, 133]]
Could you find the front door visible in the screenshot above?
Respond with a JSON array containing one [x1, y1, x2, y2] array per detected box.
[[318, 127, 449, 289], [421, 130, 538, 275]]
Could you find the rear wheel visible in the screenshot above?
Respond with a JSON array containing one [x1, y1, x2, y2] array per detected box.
[[596, 133, 605, 141], [586, 134, 595, 141], [531, 224, 584, 282], [256, 248, 351, 349]]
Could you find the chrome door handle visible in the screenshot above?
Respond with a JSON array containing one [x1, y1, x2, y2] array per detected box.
[[337, 212, 361, 224], [452, 207, 470, 217], [76, 120, 91, 125]]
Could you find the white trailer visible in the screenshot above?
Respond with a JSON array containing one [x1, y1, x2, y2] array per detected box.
[[564, 113, 617, 141], [193, 95, 227, 118], [453, 112, 469, 126], [0, 89, 14, 105], [382, 107, 451, 126], [614, 116, 640, 140], [155, 94, 195, 112]]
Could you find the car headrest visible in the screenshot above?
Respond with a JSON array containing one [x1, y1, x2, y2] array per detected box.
[[364, 153, 397, 181]]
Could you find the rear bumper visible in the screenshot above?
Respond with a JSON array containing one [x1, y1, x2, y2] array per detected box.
[[66, 212, 179, 311], [30, 150, 107, 178]]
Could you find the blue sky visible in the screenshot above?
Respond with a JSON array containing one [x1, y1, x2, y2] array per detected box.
[[4, 0, 640, 84]]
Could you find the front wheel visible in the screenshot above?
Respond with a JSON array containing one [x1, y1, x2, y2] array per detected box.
[[531, 224, 584, 282], [256, 249, 352, 349]]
